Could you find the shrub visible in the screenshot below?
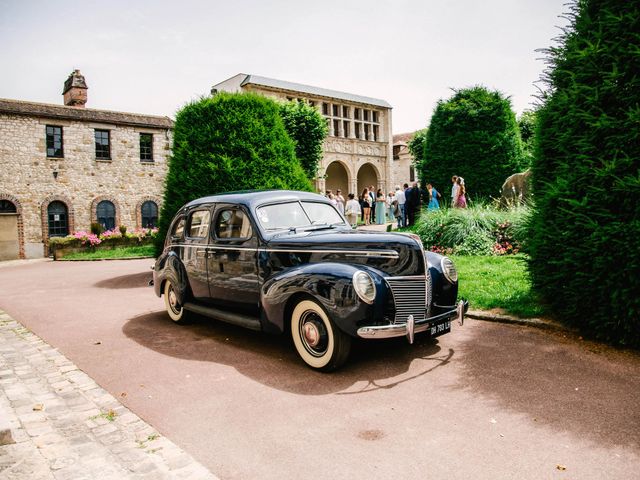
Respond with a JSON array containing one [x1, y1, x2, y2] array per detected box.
[[119, 225, 127, 235], [527, 0, 640, 346], [90, 222, 104, 235], [454, 230, 494, 256], [279, 100, 328, 180], [156, 93, 313, 255], [413, 204, 529, 255], [419, 86, 525, 200]]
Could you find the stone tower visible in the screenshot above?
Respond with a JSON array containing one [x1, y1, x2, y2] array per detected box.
[[62, 69, 88, 108]]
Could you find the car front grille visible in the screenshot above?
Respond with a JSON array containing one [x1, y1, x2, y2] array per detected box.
[[385, 274, 431, 324]]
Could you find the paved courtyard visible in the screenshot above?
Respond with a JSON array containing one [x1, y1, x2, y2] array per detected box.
[[0, 259, 639, 479]]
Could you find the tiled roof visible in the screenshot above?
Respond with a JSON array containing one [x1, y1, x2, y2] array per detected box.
[[241, 75, 392, 109], [0, 98, 173, 129], [393, 132, 417, 145]]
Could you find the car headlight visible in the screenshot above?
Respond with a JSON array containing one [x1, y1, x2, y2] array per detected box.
[[441, 256, 458, 283], [353, 271, 376, 304]]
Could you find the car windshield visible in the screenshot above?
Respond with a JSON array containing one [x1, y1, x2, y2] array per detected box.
[[256, 201, 347, 231]]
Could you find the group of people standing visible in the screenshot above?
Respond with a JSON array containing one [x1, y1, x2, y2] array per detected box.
[[325, 176, 467, 229]]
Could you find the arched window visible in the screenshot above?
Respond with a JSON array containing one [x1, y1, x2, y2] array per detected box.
[[141, 201, 158, 228], [97, 201, 116, 230], [47, 201, 68, 237], [0, 200, 17, 213]]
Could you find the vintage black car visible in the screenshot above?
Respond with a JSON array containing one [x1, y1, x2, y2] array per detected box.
[[153, 190, 467, 371]]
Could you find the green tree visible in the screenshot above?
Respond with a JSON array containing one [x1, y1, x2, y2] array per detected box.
[[408, 128, 428, 174], [155, 93, 312, 254], [420, 86, 525, 199], [518, 109, 537, 168], [527, 0, 640, 346], [279, 100, 328, 180]]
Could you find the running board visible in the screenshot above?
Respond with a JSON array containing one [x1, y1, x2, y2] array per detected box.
[[183, 302, 262, 331]]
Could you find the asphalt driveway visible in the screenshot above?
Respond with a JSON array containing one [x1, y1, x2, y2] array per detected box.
[[0, 259, 638, 479]]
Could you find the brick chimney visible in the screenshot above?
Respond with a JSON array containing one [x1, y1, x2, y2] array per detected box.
[[62, 69, 88, 108]]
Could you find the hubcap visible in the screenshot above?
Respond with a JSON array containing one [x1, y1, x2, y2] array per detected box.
[[299, 311, 329, 357], [167, 285, 181, 314]]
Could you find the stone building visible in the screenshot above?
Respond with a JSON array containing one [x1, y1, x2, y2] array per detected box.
[[0, 70, 173, 260], [211, 74, 393, 197], [392, 132, 419, 187]]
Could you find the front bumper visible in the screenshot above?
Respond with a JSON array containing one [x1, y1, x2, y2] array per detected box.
[[356, 300, 468, 343]]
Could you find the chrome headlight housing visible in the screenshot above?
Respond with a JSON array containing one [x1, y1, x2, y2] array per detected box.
[[352, 271, 376, 304], [441, 256, 458, 283]]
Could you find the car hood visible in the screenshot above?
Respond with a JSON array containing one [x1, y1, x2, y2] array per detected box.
[[264, 229, 426, 277]]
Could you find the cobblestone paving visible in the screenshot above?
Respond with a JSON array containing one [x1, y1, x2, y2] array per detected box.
[[0, 309, 218, 479]]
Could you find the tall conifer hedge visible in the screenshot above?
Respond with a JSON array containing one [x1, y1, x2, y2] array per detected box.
[[419, 86, 524, 199], [155, 93, 312, 254], [528, 0, 640, 345]]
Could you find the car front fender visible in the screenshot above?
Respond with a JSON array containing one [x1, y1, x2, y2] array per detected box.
[[260, 262, 385, 336]]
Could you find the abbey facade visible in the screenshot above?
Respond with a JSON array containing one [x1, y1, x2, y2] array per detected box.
[[212, 74, 394, 197]]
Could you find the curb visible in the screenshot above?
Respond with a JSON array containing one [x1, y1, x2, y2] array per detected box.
[[57, 255, 155, 261], [467, 309, 570, 332]]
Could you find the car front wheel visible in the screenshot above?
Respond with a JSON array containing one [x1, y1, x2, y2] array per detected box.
[[290, 299, 351, 372], [164, 279, 191, 324]]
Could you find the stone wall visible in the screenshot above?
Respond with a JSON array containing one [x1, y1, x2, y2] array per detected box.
[[0, 113, 171, 258]]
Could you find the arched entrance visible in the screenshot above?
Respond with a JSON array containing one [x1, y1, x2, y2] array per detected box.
[[357, 163, 379, 194], [325, 161, 350, 196], [0, 199, 19, 260]]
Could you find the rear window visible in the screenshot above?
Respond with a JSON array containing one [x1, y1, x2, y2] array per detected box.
[[172, 217, 185, 238]]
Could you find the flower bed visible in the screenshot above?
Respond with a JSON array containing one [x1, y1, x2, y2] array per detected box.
[[49, 228, 158, 260]]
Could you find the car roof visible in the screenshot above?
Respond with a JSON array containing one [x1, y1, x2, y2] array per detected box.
[[183, 190, 329, 210]]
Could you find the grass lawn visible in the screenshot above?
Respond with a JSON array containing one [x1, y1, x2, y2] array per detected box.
[[452, 254, 544, 318], [59, 245, 155, 261]]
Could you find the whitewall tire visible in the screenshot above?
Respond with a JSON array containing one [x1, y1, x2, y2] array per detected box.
[[164, 279, 190, 324], [290, 299, 351, 371]]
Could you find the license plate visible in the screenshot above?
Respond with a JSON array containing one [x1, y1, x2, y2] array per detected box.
[[429, 320, 451, 338]]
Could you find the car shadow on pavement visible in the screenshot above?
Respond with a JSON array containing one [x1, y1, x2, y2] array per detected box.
[[94, 271, 153, 289], [459, 322, 640, 449], [122, 311, 453, 396]]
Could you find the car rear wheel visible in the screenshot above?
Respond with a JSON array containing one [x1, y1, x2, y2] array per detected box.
[[164, 279, 191, 324], [290, 299, 351, 372]]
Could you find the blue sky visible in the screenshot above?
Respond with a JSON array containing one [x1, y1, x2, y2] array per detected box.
[[0, 0, 569, 132]]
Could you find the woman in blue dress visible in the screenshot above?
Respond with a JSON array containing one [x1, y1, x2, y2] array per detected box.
[[375, 189, 386, 224], [427, 183, 441, 210]]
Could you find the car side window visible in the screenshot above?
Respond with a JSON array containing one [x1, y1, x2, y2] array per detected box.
[[172, 217, 185, 238], [187, 210, 211, 238], [215, 209, 252, 240]]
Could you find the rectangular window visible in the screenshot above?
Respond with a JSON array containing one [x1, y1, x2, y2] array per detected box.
[[188, 210, 211, 238], [373, 125, 379, 142], [354, 108, 361, 120], [46, 125, 63, 158], [140, 133, 153, 162], [342, 106, 349, 118], [332, 104, 339, 117], [343, 120, 350, 138], [309, 100, 316, 108], [393, 145, 400, 160], [322, 103, 329, 115], [410, 167, 416, 182], [354, 122, 361, 139], [364, 110, 370, 121], [94, 129, 111, 159], [333, 119, 340, 137], [372, 111, 379, 123], [364, 123, 370, 140]]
